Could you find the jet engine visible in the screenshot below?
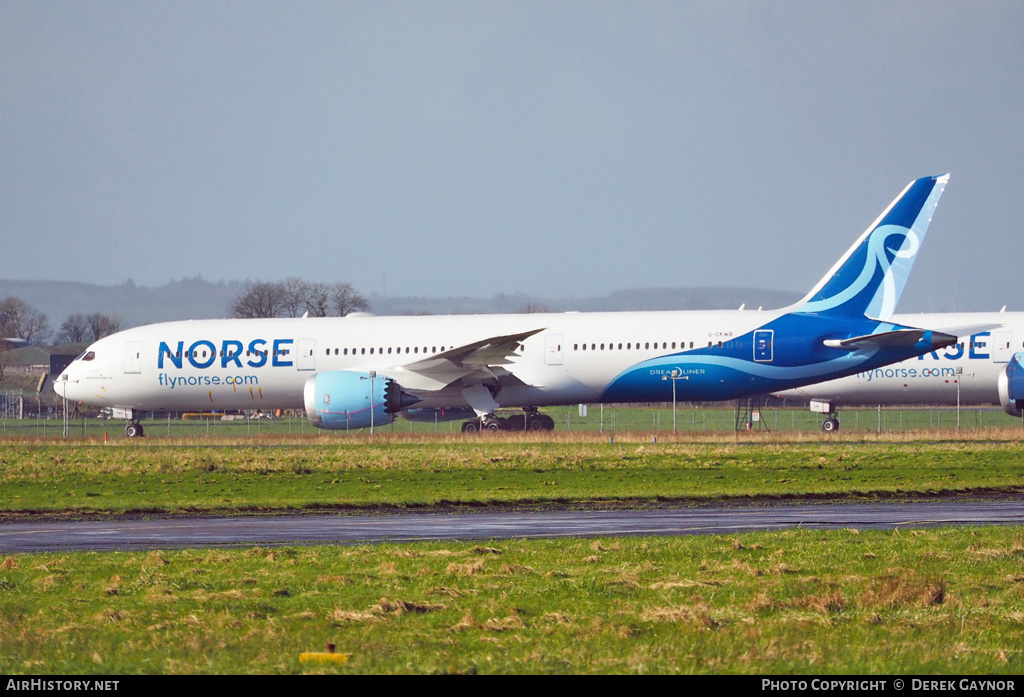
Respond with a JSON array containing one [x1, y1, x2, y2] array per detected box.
[[997, 353, 1024, 417], [303, 371, 420, 430]]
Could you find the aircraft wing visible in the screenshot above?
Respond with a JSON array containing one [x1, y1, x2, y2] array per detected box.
[[388, 327, 545, 392], [823, 328, 957, 351]]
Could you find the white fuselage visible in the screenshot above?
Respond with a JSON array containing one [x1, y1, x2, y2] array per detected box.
[[57, 308, 789, 413]]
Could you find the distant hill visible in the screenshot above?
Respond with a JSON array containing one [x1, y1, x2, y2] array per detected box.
[[0, 278, 801, 337], [369, 287, 801, 315]]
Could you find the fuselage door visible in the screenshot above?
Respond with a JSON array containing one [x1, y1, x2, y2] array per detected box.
[[753, 330, 774, 363], [296, 338, 316, 371], [992, 331, 1014, 363], [124, 341, 142, 374], [545, 334, 563, 366]]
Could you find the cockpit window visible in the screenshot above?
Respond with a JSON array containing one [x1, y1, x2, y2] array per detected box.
[[76, 351, 96, 362]]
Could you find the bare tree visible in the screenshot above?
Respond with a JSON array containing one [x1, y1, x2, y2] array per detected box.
[[57, 312, 122, 343], [304, 282, 333, 317], [515, 303, 550, 314], [331, 282, 370, 316], [279, 277, 310, 317], [85, 313, 123, 341], [57, 313, 91, 343], [0, 297, 50, 344], [230, 281, 286, 318]]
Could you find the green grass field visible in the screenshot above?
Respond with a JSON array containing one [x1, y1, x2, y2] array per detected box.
[[1, 437, 1023, 516], [1, 427, 1023, 674], [2, 527, 1022, 674]]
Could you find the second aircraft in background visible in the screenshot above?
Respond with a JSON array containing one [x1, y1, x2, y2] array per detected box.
[[775, 310, 1024, 431]]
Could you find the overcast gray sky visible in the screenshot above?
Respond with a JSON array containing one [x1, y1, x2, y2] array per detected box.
[[2, 1, 1022, 312]]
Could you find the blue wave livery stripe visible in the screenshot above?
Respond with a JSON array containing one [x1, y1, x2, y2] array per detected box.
[[600, 314, 948, 403]]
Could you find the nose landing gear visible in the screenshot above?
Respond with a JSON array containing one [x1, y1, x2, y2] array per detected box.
[[810, 400, 840, 432]]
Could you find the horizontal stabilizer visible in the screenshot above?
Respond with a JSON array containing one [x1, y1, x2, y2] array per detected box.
[[824, 329, 957, 351], [907, 322, 1004, 339]]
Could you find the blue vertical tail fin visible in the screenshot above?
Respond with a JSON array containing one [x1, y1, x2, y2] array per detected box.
[[791, 174, 949, 319]]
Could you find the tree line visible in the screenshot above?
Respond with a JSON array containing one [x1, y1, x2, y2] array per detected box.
[[0, 297, 123, 385], [230, 278, 370, 318], [1, 296, 123, 345], [0, 278, 370, 386], [0, 277, 372, 345]]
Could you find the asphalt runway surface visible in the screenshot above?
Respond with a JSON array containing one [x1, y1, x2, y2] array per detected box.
[[1, 500, 1022, 552]]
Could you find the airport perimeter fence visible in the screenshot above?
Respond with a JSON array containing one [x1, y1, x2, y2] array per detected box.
[[0, 392, 23, 421], [1, 403, 1022, 439]]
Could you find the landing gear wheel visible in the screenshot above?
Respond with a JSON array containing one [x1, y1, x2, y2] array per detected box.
[[503, 415, 526, 431], [125, 422, 144, 438], [461, 420, 481, 434], [525, 415, 545, 431], [821, 417, 839, 433], [485, 420, 502, 432]]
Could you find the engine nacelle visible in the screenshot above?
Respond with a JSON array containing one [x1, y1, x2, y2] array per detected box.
[[303, 371, 420, 430], [998, 353, 1024, 417]]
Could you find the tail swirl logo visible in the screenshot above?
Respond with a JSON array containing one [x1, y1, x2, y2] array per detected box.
[[802, 224, 918, 317]]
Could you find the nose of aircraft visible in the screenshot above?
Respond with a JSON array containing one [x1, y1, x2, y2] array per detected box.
[[53, 358, 90, 404], [53, 369, 77, 400]]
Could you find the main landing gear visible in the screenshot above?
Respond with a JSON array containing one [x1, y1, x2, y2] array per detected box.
[[461, 409, 555, 433], [125, 421, 145, 438]]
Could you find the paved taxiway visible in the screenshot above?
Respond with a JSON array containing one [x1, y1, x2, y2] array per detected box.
[[1, 500, 1022, 552]]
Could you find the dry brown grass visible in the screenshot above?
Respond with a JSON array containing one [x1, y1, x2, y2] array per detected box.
[[640, 602, 721, 629], [373, 597, 446, 615], [447, 559, 485, 576], [859, 574, 948, 608]]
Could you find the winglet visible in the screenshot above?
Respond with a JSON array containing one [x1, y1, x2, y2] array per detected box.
[[792, 174, 949, 319]]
